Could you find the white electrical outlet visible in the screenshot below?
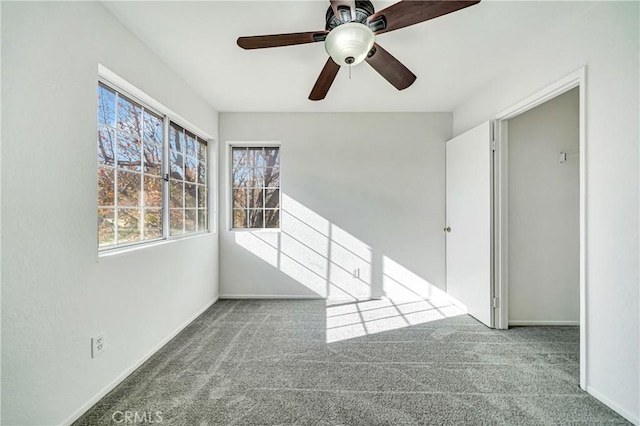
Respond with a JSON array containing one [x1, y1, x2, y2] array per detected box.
[[91, 334, 106, 358]]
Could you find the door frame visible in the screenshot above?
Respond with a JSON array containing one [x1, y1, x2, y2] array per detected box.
[[493, 67, 587, 390]]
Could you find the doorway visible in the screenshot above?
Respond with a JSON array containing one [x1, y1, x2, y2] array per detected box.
[[493, 68, 586, 389], [506, 87, 579, 326]]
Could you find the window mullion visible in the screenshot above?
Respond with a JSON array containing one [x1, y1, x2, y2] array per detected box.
[[162, 115, 170, 240], [113, 92, 120, 245]]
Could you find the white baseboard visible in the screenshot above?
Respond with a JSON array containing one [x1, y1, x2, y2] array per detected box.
[[219, 294, 324, 300], [61, 298, 218, 426], [587, 385, 639, 425], [508, 320, 579, 326]]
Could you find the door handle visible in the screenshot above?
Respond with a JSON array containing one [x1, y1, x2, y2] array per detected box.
[[444, 227, 451, 233]]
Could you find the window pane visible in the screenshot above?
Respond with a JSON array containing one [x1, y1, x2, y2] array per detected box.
[[98, 208, 115, 247], [197, 140, 207, 162], [265, 189, 279, 209], [266, 148, 280, 167], [98, 84, 116, 127], [117, 133, 141, 171], [233, 189, 246, 209], [232, 147, 247, 167], [97, 125, 115, 166], [117, 171, 141, 207], [233, 209, 247, 228], [197, 186, 206, 209], [185, 157, 197, 183], [185, 209, 197, 233], [253, 148, 266, 168], [265, 167, 280, 187], [247, 189, 264, 209], [233, 166, 250, 188], [253, 168, 265, 187], [170, 209, 184, 236], [169, 123, 183, 152], [117, 95, 142, 136], [197, 161, 206, 184], [143, 110, 163, 144], [143, 141, 162, 176], [247, 209, 264, 228], [185, 132, 197, 158], [143, 209, 162, 240], [185, 183, 197, 208], [198, 209, 208, 231], [170, 181, 183, 208], [117, 208, 141, 242], [170, 151, 184, 180], [98, 167, 115, 206], [144, 176, 162, 207], [265, 209, 280, 229]]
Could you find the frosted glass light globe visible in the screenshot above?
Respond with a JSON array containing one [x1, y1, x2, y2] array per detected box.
[[324, 22, 375, 67]]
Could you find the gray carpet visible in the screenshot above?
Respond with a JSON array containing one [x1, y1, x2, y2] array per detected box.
[[75, 299, 629, 425]]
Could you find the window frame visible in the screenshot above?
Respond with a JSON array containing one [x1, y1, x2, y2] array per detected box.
[[97, 68, 214, 254], [167, 121, 210, 237], [227, 142, 281, 232]]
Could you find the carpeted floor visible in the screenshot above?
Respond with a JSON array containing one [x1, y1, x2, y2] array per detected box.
[[75, 299, 629, 425]]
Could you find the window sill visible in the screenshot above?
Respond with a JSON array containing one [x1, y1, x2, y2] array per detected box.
[[98, 231, 212, 259], [229, 228, 281, 233]]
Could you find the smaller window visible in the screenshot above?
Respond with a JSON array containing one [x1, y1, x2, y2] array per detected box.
[[231, 146, 280, 229]]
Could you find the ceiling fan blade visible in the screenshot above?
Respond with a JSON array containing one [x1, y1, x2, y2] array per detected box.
[[309, 58, 341, 101], [237, 31, 328, 49], [330, 0, 356, 22], [367, 0, 480, 35], [365, 43, 416, 90]]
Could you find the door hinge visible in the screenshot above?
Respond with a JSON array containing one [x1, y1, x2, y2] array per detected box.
[[492, 297, 500, 309], [491, 140, 496, 151]]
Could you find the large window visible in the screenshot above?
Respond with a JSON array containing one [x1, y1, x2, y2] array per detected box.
[[231, 146, 280, 229], [97, 81, 209, 250]]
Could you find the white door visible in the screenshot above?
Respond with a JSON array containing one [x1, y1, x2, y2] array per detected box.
[[445, 121, 493, 327]]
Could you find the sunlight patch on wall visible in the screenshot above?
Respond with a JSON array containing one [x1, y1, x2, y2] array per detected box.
[[383, 256, 447, 302], [235, 231, 279, 267], [234, 194, 373, 299]]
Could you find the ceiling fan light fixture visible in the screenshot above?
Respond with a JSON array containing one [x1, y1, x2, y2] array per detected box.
[[324, 22, 374, 67]]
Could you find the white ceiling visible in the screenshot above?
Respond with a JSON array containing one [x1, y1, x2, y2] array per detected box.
[[103, 1, 590, 112]]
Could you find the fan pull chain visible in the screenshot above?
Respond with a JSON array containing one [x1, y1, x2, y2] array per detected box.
[[349, 63, 352, 79]]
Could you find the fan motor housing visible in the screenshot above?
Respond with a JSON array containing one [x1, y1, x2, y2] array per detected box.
[[325, 0, 375, 30]]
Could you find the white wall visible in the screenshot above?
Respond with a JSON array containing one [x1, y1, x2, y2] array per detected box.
[[219, 113, 451, 301], [453, 2, 639, 422], [507, 88, 579, 324], [1, 2, 219, 425]]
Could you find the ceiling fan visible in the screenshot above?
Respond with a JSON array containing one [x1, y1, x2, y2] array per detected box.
[[237, 0, 480, 101]]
